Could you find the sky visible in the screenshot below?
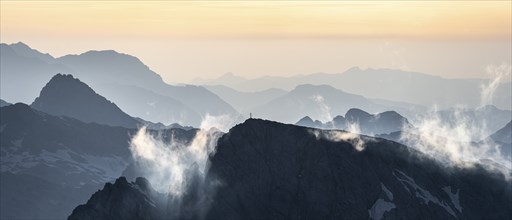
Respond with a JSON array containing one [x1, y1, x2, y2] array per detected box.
[[1, 1, 511, 83]]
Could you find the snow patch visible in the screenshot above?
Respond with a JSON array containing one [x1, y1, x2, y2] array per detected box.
[[381, 183, 393, 200], [369, 199, 396, 220], [393, 170, 458, 217], [443, 186, 463, 213], [369, 183, 396, 220]]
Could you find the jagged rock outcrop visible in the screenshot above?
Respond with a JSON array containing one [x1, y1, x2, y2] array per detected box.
[[0, 103, 197, 219], [69, 177, 167, 220]]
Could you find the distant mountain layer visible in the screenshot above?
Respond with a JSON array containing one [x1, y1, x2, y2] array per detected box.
[[435, 105, 512, 136], [31, 74, 140, 128], [70, 119, 511, 219], [296, 108, 412, 135], [491, 121, 512, 144], [205, 85, 287, 114], [1, 42, 238, 126], [195, 68, 511, 110], [0, 103, 196, 219], [252, 84, 389, 123], [92, 83, 202, 127], [0, 99, 10, 107]]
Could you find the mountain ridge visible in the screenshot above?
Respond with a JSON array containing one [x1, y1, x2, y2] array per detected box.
[[31, 74, 140, 128], [1, 42, 238, 126], [69, 118, 512, 219]]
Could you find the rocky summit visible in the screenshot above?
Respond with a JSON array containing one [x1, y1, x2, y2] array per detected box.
[[69, 119, 512, 220]]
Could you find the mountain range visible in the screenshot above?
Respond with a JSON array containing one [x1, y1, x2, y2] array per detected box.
[[194, 68, 512, 110], [2, 41, 511, 220], [1, 42, 237, 127], [0, 102, 197, 219], [204, 85, 287, 114], [69, 119, 512, 219], [296, 108, 412, 135], [251, 84, 386, 124]]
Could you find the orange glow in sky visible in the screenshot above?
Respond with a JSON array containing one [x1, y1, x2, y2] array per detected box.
[[1, 1, 510, 82]]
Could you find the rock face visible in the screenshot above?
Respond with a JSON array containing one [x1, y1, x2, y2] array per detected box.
[[68, 177, 167, 220], [0, 103, 196, 219], [31, 74, 140, 128], [0, 103, 133, 219], [69, 119, 512, 219], [207, 119, 510, 219]]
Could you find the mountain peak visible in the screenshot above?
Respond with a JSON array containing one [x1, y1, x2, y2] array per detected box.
[[295, 116, 315, 127], [6, 41, 55, 62], [11, 41, 30, 49], [31, 74, 139, 128], [346, 66, 362, 72], [51, 73, 76, 80], [69, 176, 166, 220], [345, 108, 372, 120]]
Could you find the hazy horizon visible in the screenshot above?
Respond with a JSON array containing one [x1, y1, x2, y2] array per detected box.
[[1, 1, 511, 83]]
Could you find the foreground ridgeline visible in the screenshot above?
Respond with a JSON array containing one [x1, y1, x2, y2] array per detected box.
[[69, 119, 511, 220], [0, 103, 197, 219]]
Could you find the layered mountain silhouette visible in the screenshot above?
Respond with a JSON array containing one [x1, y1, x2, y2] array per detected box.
[[0, 99, 10, 107], [252, 84, 387, 123], [92, 83, 201, 126], [491, 121, 512, 144], [70, 119, 511, 219], [0, 43, 72, 105], [55, 49, 239, 124], [296, 108, 412, 135], [2, 41, 511, 220], [31, 74, 140, 128], [205, 85, 287, 114], [0, 103, 196, 219], [1, 42, 238, 126], [488, 121, 512, 158], [194, 68, 511, 110], [435, 105, 512, 136], [295, 116, 325, 129]]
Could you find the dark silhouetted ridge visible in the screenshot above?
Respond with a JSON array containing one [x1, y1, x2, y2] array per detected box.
[[31, 74, 139, 128], [69, 118, 511, 219], [68, 177, 166, 220]]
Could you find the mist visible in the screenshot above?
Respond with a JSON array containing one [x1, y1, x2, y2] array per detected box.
[[128, 114, 236, 218], [311, 95, 333, 124], [481, 63, 511, 106], [399, 65, 512, 179]]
